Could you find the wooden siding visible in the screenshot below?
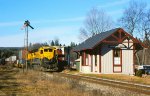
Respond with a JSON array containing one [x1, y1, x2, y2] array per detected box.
[[121, 40, 134, 75], [97, 55, 100, 73], [90, 55, 93, 72], [81, 66, 91, 73], [114, 66, 122, 72], [122, 50, 134, 75], [101, 44, 113, 74], [92, 55, 95, 72], [99, 49, 101, 73]]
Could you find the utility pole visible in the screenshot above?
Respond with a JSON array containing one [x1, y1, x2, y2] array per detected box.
[[67, 46, 70, 68], [26, 26, 28, 71], [23, 20, 34, 71]]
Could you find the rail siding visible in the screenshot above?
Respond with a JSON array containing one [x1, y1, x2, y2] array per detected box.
[[54, 73, 150, 95]]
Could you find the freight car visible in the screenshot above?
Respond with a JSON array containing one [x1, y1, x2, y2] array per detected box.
[[28, 46, 67, 71]]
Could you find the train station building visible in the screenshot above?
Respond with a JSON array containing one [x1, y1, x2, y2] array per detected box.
[[73, 28, 147, 75]]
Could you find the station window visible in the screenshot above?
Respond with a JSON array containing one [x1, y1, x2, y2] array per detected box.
[[114, 49, 121, 57], [113, 49, 121, 65]]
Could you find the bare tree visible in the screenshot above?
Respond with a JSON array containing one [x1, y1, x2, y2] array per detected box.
[[140, 9, 150, 65], [119, 0, 146, 36], [141, 9, 150, 41], [119, 0, 150, 65], [79, 8, 114, 41], [79, 28, 89, 41]]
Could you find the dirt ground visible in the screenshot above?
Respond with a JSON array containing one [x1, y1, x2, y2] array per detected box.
[[0, 65, 149, 96], [0, 65, 100, 96]]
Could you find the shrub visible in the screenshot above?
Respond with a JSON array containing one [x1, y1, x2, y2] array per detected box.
[[135, 70, 143, 77]]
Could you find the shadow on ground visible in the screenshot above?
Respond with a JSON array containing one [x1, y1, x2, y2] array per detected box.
[[0, 66, 22, 96]]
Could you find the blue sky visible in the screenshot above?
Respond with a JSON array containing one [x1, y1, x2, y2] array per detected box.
[[0, 0, 150, 47]]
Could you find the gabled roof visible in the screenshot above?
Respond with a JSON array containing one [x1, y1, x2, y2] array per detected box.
[[73, 28, 147, 52], [74, 28, 120, 51]]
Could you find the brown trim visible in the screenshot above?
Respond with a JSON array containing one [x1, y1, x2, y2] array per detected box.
[[88, 54, 89, 66], [113, 49, 122, 73], [121, 41, 134, 43], [112, 50, 114, 73], [119, 29, 121, 40], [99, 48, 101, 73], [112, 34, 119, 41], [120, 49, 122, 73], [82, 51, 86, 66], [82, 51, 90, 66], [75, 28, 147, 52], [82, 52, 84, 66], [121, 35, 128, 41], [120, 29, 148, 48], [84, 52, 86, 66], [113, 65, 122, 66], [87, 54, 90, 66], [91, 54, 93, 72], [133, 43, 135, 74], [92, 28, 148, 49], [113, 66, 122, 73]]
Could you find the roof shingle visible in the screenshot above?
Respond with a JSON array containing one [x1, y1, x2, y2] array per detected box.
[[73, 28, 120, 51]]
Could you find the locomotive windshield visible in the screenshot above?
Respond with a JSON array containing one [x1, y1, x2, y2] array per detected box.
[[44, 48, 53, 52], [48, 49, 53, 52], [44, 49, 48, 52]]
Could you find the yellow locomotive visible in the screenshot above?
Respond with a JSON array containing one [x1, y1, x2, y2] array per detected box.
[[28, 46, 61, 71]]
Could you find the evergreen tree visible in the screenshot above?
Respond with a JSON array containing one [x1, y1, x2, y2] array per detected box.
[[51, 40, 55, 46], [70, 42, 76, 48], [54, 38, 59, 46]]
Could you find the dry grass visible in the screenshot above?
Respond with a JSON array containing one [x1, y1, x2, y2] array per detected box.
[[0, 67, 101, 96], [0, 66, 149, 96], [14, 70, 90, 96], [100, 74, 150, 84], [81, 73, 150, 85], [62, 70, 150, 85]]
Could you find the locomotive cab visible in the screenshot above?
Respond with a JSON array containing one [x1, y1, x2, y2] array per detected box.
[[39, 46, 56, 60], [27, 46, 67, 71], [28, 46, 59, 71]]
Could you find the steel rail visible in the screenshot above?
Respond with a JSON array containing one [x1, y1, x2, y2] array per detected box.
[[52, 72, 150, 95]]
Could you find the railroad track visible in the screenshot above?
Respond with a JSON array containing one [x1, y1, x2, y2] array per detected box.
[[52, 72, 150, 95]]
